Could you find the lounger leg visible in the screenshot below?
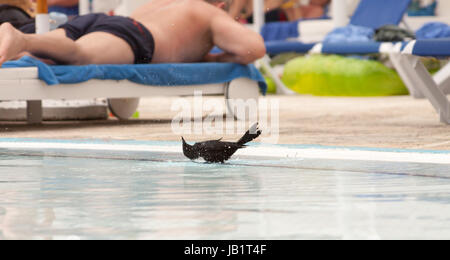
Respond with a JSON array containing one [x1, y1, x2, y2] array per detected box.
[[434, 61, 450, 95], [403, 54, 450, 124], [225, 78, 260, 121], [108, 98, 140, 120], [26, 100, 43, 124], [389, 53, 425, 99], [260, 55, 296, 95]]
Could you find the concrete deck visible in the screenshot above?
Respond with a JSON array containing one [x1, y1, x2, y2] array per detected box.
[[0, 95, 449, 150]]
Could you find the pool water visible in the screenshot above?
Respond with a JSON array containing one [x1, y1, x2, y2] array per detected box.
[[0, 141, 450, 240]]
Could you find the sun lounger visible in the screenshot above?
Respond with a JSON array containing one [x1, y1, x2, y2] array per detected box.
[[261, 0, 450, 124], [0, 56, 267, 122], [266, 37, 450, 124], [262, 0, 413, 94], [390, 38, 450, 124], [264, 0, 412, 55], [261, 0, 450, 125], [288, 38, 450, 124], [0, 0, 266, 124]]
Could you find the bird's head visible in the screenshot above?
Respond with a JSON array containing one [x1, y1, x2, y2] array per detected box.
[[182, 137, 199, 160]]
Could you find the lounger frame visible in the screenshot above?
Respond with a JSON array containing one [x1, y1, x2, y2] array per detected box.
[[389, 52, 450, 124], [0, 67, 261, 122], [263, 37, 450, 124], [1, 0, 262, 123]]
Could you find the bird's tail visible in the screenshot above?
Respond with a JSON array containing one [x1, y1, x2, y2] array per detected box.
[[237, 123, 262, 146]]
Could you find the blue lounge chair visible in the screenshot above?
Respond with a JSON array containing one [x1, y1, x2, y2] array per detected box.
[[265, 0, 412, 55], [262, 0, 413, 95], [262, 1, 450, 124], [264, 37, 450, 124]]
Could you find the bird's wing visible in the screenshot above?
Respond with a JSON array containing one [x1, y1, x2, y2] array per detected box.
[[198, 141, 241, 153]]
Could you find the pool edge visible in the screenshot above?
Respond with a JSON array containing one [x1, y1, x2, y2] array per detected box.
[[0, 137, 449, 165]]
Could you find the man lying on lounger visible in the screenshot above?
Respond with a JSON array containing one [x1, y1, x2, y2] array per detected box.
[[0, 0, 266, 67]]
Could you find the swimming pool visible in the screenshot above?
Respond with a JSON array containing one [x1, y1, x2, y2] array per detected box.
[[0, 139, 449, 240]]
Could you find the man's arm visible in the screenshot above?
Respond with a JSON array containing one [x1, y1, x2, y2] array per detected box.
[[208, 13, 266, 64]]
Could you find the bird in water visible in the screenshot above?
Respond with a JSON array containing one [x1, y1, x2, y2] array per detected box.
[[182, 123, 262, 163]]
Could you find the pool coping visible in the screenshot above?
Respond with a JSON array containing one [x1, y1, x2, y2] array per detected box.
[[0, 138, 449, 165]]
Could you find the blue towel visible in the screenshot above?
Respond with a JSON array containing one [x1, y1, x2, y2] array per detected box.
[[3, 56, 267, 94], [416, 22, 450, 40], [324, 25, 374, 43]]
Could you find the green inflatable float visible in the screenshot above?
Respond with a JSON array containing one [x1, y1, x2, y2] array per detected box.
[[281, 55, 408, 96], [264, 76, 277, 94]]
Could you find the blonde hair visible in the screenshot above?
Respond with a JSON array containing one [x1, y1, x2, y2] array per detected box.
[[0, 0, 35, 16]]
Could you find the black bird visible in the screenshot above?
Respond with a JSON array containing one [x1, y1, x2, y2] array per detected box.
[[182, 123, 262, 163]]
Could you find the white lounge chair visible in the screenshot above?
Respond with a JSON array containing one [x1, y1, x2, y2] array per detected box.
[[0, 63, 264, 122], [390, 38, 450, 124], [0, 0, 264, 123]]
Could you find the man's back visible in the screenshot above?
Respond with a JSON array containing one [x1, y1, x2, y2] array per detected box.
[[131, 0, 215, 63], [131, 0, 265, 64]]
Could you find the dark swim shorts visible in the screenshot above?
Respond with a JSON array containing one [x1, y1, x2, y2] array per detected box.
[[59, 13, 154, 64]]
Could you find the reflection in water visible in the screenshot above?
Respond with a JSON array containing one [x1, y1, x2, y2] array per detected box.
[[1, 152, 450, 239]]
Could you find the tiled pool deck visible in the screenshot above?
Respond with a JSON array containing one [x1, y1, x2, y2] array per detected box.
[[0, 96, 449, 150]]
